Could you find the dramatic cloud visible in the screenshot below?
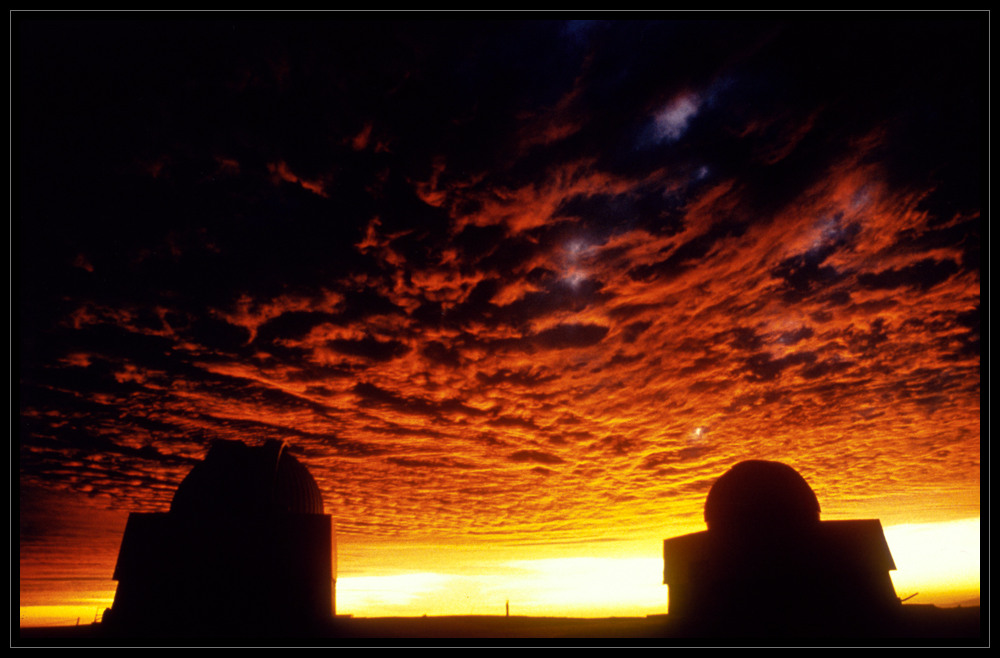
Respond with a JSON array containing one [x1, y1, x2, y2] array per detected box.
[[18, 17, 981, 611]]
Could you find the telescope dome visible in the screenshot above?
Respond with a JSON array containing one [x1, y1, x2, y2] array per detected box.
[[704, 460, 819, 533], [170, 439, 324, 516]]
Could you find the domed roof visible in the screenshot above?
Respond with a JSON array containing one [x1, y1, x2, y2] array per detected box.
[[704, 460, 819, 534], [170, 440, 325, 516]]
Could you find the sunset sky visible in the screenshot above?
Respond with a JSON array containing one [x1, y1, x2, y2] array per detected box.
[[17, 16, 982, 626]]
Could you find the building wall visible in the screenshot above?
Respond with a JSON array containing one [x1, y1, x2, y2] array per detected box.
[[109, 511, 333, 632]]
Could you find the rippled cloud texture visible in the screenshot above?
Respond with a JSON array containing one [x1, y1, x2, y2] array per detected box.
[[19, 18, 980, 569]]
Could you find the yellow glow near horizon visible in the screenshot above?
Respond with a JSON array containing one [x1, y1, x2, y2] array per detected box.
[[19, 603, 114, 628], [884, 517, 980, 606], [19, 577, 118, 628], [499, 557, 668, 617], [20, 517, 980, 626], [337, 558, 668, 618], [337, 517, 980, 618], [337, 573, 453, 611]]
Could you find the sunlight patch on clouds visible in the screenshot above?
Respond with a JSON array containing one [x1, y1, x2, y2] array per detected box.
[[654, 93, 701, 142]]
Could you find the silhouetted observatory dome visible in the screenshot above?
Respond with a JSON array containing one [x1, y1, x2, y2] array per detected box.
[[107, 439, 335, 634], [704, 460, 820, 534], [170, 439, 324, 517], [663, 460, 899, 636]]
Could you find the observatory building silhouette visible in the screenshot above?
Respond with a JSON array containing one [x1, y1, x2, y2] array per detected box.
[[105, 440, 334, 634], [663, 460, 900, 636]]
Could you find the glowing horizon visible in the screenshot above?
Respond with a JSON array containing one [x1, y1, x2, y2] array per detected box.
[[19, 516, 980, 627]]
